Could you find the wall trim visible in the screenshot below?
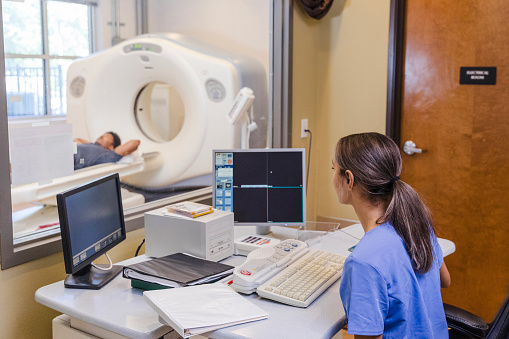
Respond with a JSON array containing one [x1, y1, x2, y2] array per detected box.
[[385, 0, 405, 145]]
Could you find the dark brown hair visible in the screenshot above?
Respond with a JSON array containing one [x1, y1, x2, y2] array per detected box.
[[106, 131, 121, 148], [335, 132, 435, 273]]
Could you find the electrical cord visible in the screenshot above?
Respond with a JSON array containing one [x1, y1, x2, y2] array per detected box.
[[305, 129, 312, 194], [91, 253, 113, 271], [135, 238, 145, 256], [244, 106, 258, 149]]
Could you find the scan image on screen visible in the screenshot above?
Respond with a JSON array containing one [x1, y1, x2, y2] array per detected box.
[[213, 148, 306, 234]]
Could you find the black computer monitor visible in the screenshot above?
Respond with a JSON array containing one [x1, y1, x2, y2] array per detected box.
[[212, 148, 306, 234], [57, 173, 126, 289]]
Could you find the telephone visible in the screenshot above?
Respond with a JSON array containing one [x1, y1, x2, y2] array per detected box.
[[232, 239, 309, 294]]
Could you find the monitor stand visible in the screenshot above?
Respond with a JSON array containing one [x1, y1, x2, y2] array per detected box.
[[255, 225, 271, 235], [64, 264, 122, 290]]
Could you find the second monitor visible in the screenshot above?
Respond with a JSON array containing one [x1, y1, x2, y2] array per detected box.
[[57, 173, 126, 289], [213, 148, 306, 234]]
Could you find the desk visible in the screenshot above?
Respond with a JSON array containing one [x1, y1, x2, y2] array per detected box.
[[35, 224, 456, 339]]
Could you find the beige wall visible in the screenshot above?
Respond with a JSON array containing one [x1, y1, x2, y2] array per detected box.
[[292, 0, 391, 222], [0, 229, 146, 338]]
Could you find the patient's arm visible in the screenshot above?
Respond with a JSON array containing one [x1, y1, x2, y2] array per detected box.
[[74, 137, 90, 145], [115, 140, 140, 157]]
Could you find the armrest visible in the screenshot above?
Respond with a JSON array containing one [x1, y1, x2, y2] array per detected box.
[[444, 303, 489, 338], [338, 315, 348, 329]]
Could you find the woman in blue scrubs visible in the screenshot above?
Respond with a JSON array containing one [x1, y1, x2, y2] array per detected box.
[[333, 132, 451, 338]]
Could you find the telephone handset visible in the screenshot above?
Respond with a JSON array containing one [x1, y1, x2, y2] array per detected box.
[[232, 239, 309, 294]]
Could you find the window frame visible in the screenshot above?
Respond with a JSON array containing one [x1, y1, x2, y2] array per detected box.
[[4, 0, 95, 121], [0, 0, 100, 268]]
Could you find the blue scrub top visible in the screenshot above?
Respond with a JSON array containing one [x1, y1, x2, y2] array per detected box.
[[339, 222, 448, 338]]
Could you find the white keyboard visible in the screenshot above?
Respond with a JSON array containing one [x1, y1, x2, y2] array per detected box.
[[256, 249, 347, 307]]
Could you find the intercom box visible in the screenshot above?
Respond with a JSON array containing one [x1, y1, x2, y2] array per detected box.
[[144, 207, 234, 262]]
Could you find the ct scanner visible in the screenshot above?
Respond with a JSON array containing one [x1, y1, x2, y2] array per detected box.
[[11, 33, 268, 241], [67, 33, 268, 189]]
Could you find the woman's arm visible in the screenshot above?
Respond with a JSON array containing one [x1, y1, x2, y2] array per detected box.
[[440, 261, 451, 288]]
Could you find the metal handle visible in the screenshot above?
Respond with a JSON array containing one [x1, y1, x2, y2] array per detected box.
[[403, 141, 424, 155]]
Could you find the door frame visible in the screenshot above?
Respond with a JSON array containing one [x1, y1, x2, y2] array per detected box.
[[386, 0, 405, 145]]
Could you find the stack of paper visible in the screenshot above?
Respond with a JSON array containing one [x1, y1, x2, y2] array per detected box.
[[122, 253, 234, 289], [165, 201, 213, 218], [143, 284, 269, 338]]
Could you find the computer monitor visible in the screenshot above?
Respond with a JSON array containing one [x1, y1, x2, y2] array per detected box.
[[213, 148, 306, 234], [57, 173, 126, 289]]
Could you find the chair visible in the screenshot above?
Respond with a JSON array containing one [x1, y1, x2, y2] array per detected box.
[[444, 291, 509, 339]]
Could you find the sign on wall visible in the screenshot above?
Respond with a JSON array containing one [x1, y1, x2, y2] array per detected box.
[[460, 67, 496, 85]]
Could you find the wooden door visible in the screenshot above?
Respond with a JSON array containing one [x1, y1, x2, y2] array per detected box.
[[401, 1, 509, 321]]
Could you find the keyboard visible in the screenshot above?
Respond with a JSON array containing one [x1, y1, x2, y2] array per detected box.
[[256, 249, 347, 307]]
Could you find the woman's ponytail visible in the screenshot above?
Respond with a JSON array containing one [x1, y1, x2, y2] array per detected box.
[[384, 180, 434, 273]]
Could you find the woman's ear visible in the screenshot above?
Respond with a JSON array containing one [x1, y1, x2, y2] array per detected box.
[[345, 170, 354, 189]]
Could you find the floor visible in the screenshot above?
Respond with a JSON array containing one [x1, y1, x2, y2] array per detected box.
[[331, 328, 353, 339], [342, 329, 354, 338]]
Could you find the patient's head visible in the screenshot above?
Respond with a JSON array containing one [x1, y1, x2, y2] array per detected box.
[[95, 132, 121, 150]]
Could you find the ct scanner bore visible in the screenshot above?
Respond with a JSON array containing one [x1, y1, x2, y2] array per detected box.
[[134, 82, 185, 143]]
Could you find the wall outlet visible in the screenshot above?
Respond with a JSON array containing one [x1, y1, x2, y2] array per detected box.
[[301, 119, 308, 138]]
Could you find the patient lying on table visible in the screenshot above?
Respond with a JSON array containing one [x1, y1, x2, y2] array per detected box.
[[74, 132, 140, 170]]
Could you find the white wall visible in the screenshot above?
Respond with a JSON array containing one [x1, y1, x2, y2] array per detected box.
[[95, 0, 138, 50], [146, 0, 270, 79]]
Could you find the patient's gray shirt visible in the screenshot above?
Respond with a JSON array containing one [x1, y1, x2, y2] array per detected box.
[[74, 143, 122, 170]]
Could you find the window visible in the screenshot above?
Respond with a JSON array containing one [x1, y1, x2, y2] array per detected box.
[[3, 0, 93, 119], [0, 0, 292, 269], [0, 0, 98, 269]]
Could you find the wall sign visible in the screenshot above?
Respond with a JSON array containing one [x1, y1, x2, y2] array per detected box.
[[460, 67, 496, 85]]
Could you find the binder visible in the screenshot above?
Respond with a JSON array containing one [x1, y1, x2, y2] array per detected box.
[[122, 253, 234, 288], [143, 284, 269, 338], [130, 279, 169, 291]]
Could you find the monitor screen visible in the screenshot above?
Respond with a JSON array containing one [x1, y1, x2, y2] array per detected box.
[[57, 173, 126, 289], [213, 148, 306, 232]]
